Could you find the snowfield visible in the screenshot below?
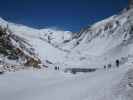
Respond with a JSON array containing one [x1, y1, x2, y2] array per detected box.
[[0, 65, 132, 100], [0, 2, 133, 100]]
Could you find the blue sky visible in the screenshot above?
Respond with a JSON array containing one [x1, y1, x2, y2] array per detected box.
[[0, 0, 128, 32]]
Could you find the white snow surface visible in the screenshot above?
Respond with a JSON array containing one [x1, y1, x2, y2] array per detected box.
[[0, 65, 132, 100]]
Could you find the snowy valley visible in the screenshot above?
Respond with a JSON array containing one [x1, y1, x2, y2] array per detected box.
[[0, 2, 133, 100]]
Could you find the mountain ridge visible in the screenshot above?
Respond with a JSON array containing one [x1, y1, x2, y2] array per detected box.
[[0, 5, 133, 70]]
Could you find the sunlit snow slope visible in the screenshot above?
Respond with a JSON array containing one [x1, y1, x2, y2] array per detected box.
[[0, 6, 133, 69]]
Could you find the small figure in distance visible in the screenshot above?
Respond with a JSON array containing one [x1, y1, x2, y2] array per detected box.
[[108, 64, 112, 69], [116, 59, 120, 68]]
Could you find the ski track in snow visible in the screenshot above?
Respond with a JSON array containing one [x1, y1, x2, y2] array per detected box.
[[0, 67, 129, 100]]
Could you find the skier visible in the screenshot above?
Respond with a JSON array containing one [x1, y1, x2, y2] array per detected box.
[[104, 65, 106, 69], [108, 64, 112, 69], [116, 59, 120, 68], [57, 66, 60, 70], [54, 66, 58, 70]]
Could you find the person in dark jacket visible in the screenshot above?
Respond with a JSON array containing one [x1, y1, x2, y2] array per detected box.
[[54, 66, 58, 70], [104, 65, 106, 69], [116, 59, 120, 68], [108, 64, 112, 69]]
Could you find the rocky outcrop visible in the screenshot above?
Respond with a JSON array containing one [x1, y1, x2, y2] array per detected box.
[[128, 0, 133, 9], [0, 26, 18, 59], [0, 26, 42, 70], [24, 57, 41, 68]]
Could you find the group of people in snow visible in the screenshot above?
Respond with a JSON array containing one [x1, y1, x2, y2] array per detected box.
[[54, 66, 60, 70], [54, 59, 121, 72], [104, 59, 120, 69]]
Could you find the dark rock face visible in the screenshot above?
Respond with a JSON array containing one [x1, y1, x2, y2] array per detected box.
[[24, 57, 41, 68], [128, 0, 133, 9], [0, 26, 17, 59]]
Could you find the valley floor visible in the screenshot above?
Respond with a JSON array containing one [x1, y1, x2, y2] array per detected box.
[[0, 66, 132, 100]]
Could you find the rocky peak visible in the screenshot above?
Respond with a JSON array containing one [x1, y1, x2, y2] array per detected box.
[[128, 0, 133, 9]]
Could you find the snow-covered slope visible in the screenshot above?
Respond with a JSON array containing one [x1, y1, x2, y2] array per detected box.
[[0, 18, 69, 66], [64, 8, 133, 67], [0, 64, 132, 100], [0, 18, 81, 72], [40, 28, 72, 46], [1, 2, 133, 100], [1, 5, 133, 69]]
